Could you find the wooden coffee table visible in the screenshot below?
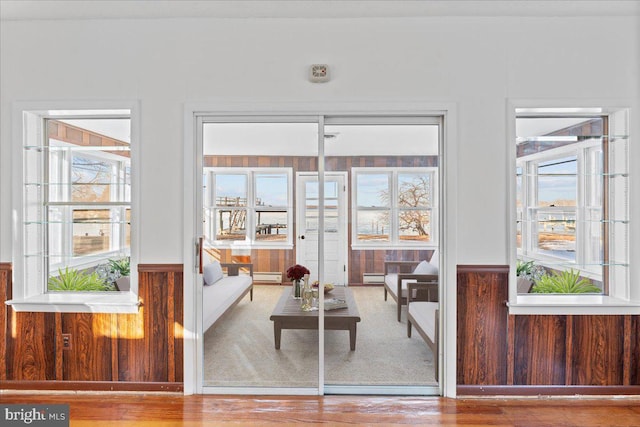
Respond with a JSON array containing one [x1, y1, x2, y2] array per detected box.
[[270, 286, 361, 351]]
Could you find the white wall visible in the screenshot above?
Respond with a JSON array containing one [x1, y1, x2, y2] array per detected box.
[[1, 16, 639, 270]]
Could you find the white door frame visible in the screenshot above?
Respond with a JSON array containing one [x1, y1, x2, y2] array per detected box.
[[296, 171, 348, 286], [183, 102, 458, 398]]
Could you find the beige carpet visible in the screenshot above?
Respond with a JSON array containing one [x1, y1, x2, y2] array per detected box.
[[203, 285, 437, 388]]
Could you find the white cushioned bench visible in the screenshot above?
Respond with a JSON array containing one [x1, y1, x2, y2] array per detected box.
[[384, 258, 438, 322], [406, 283, 439, 381], [203, 262, 253, 333]]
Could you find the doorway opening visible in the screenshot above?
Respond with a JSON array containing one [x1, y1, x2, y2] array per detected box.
[[190, 114, 445, 396]]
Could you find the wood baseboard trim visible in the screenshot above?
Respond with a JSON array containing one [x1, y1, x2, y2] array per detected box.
[[457, 385, 640, 396], [0, 381, 183, 392], [137, 264, 184, 273], [457, 265, 509, 274]]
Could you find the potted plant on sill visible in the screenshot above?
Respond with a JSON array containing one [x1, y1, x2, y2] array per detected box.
[[48, 267, 111, 291], [530, 269, 601, 294], [516, 260, 544, 293]]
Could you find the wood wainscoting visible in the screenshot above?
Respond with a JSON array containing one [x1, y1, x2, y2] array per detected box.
[[0, 262, 183, 391], [456, 264, 640, 395], [3, 262, 638, 393]]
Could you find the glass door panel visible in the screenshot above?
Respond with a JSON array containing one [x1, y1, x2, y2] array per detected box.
[[196, 115, 442, 396], [323, 119, 441, 393], [200, 120, 320, 391]]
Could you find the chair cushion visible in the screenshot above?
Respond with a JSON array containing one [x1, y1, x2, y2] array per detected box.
[[429, 250, 439, 271], [409, 301, 438, 341], [413, 260, 438, 275], [204, 260, 224, 285], [384, 273, 417, 299]]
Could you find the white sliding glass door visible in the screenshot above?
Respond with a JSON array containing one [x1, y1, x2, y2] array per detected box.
[[323, 117, 441, 394], [193, 114, 442, 396]]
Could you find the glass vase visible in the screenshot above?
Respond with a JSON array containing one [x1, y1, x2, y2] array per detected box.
[[301, 279, 313, 311], [293, 279, 302, 299]]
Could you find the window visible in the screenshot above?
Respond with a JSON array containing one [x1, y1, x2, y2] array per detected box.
[[352, 167, 437, 247], [511, 107, 634, 312], [204, 168, 292, 247], [9, 105, 138, 313]]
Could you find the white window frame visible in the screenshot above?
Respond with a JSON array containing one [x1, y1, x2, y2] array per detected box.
[[517, 141, 602, 279], [508, 102, 639, 315], [205, 167, 293, 249], [8, 101, 140, 313], [351, 167, 438, 250], [48, 141, 131, 273]]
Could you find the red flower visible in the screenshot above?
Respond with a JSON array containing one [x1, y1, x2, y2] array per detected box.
[[286, 264, 310, 281]]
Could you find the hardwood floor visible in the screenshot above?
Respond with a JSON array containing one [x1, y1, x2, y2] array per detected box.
[[1, 393, 639, 426]]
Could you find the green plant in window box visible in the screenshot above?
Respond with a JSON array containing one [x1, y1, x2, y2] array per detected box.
[[108, 257, 130, 277], [530, 269, 601, 294], [48, 267, 110, 291], [516, 260, 545, 293]]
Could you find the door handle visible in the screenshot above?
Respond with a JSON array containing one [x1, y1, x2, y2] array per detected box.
[[300, 235, 305, 240], [197, 236, 204, 274]]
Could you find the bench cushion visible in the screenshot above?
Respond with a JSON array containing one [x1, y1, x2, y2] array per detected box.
[[408, 301, 438, 341], [384, 273, 417, 299], [203, 275, 252, 332]]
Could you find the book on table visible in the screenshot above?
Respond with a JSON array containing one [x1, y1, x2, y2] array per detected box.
[[324, 298, 348, 311]]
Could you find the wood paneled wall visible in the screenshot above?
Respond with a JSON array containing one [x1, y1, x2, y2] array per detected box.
[[4, 261, 637, 393], [0, 262, 183, 390], [206, 155, 438, 284], [457, 264, 640, 395]]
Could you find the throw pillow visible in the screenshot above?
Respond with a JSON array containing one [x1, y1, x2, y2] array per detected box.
[[429, 249, 439, 270], [204, 260, 224, 285], [413, 260, 438, 275]]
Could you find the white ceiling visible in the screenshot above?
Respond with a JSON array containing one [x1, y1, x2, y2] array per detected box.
[[1, 0, 638, 21]]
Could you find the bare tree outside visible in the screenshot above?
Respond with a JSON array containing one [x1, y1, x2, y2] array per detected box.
[[379, 174, 432, 241]]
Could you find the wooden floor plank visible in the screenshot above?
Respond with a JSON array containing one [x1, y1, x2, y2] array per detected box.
[[1, 393, 639, 426]]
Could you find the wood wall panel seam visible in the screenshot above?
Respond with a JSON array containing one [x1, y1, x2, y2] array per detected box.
[[565, 315, 573, 385], [54, 312, 63, 380], [506, 315, 515, 385], [167, 272, 176, 383], [623, 315, 631, 385], [111, 314, 119, 382], [0, 269, 8, 381]]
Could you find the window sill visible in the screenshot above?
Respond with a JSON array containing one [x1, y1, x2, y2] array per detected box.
[[6, 292, 141, 314], [508, 294, 640, 315]]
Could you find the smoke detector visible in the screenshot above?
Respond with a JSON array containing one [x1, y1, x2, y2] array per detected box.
[[310, 64, 329, 83]]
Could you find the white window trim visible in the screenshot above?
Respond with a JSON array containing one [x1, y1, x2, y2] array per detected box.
[[205, 167, 294, 249], [507, 101, 638, 315], [48, 142, 131, 273], [517, 144, 601, 279], [351, 166, 438, 250], [7, 100, 140, 314]]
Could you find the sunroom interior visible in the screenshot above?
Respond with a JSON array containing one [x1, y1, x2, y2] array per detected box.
[[199, 119, 441, 390]]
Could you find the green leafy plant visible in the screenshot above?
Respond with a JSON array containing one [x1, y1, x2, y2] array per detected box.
[[530, 269, 601, 294], [108, 257, 130, 277], [48, 267, 109, 291], [516, 260, 535, 277]]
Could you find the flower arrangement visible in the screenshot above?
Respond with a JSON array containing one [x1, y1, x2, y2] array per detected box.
[[286, 264, 310, 281]]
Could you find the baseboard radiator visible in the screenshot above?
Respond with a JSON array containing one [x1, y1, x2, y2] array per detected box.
[[253, 272, 282, 284], [362, 273, 385, 284]]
